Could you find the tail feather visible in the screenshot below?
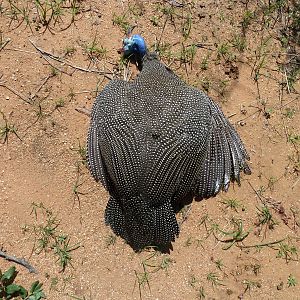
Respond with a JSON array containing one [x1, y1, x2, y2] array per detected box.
[[105, 196, 179, 249]]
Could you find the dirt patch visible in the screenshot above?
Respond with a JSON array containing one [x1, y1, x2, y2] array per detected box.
[[0, 1, 299, 299]]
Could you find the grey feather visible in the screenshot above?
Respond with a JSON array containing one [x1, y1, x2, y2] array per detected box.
[[87, 52, 251, 249]]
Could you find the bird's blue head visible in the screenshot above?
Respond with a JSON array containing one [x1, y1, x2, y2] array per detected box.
[[121, 34, 147, 58]]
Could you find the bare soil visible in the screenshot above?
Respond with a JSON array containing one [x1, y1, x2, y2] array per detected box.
[[0, 1, 299, 299]]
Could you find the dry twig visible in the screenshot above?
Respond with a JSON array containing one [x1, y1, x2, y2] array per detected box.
[[0, 250, 37, 274], [0, 75, 30, 104], [75, 107, 91, 116]]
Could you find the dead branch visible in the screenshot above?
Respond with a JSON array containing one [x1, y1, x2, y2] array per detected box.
[[0, 250, 37, 274]]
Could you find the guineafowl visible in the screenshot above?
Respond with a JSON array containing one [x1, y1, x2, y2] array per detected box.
[[87, 34, 251, 250]]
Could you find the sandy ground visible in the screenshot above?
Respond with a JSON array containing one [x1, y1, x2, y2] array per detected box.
[[0, 1, 299, 299]]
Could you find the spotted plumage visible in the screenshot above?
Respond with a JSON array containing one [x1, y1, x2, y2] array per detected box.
[[87, 36, 251, 250]]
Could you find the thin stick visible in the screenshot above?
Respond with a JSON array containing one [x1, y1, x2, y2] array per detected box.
[[280, 96, 299, 109], [72, 89, 98, 95], [227, 112, 237, 119], [156, 16, 168, 49], [29, 40, 113, 79], [292, 177, 300, 190], [236, 109, 261, 124], [30, 74, 54, 100], [4, 47, 37, 55], [247, 180, 265, 203], [284, 69, 291, 94], [75, 107, 91, 116], [0, 81, 30, 104], [0, 38, 11, 51], [0, 250, 37, 274]]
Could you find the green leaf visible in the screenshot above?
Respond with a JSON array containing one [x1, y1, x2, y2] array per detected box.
[[30, 281, 41, 293], [6, 283, 22, 294], [19, 286, 28, 299], [28, 281, 45, 300], [1, 266, 17, 281], [27, 290, 46, 300]]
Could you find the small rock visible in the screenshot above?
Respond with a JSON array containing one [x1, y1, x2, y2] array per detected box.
[[5, 96, 9, 100]]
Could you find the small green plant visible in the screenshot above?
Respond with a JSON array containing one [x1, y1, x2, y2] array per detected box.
[[72, 167, 88, 206], [134, 251, 174, 298], [32, 0, 78, 32], [243, 279, 261, 293], [252, 37, 271, 82], [158, 3, 175, 20], [182, 14, 192, 40], [286, 67, 300, 91], [217, 42, 235, 61], [200, 54, 210, 70], [206, 272, 224, 287], [200, 77, 211, 92], [54, 98, 65, 110], [0, 111, 21, 144], [27, 202, 80, 271], [159, 256, 173, 272], [290, 206, 300, 230], [179, 44, 197, 66], [105, 234, 117, 248], [267, 176, 277, 191], [64, 45, 76, 56], [220, 198, 242, 212], [0, 266, 45, 299], [128, 2, 144, 16], [288, 134, 300, 144], [287, 274, 297, 287], [197, 286, 206, 299], [256, 205, 277, 235], [150, 15, 159, 26], [215, 259, 224, 271], [188, 274, 198, 288], [85, 37, 107, 59], [276, 241, 298, 262], [231, 34, 246, 52], [134, 266, 150, 300], [71, 140, 87, 166], [241, 10, 254, 32], [155, 42, 173, 62], [112, 13, 130, 33], [53, 235, 80, 272], [283, 108, 296, 119]]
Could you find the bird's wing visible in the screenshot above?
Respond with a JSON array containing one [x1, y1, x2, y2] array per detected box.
[[87, 80, 133, 194], [195, 96, 251, 200], [87, 122, 110, 189]]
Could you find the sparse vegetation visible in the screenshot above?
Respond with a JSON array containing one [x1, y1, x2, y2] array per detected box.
[[25, 202, 80, 272], [206, 272, 224, 287], [0, 111, 21, 143], [287, 274, 297, 287]]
